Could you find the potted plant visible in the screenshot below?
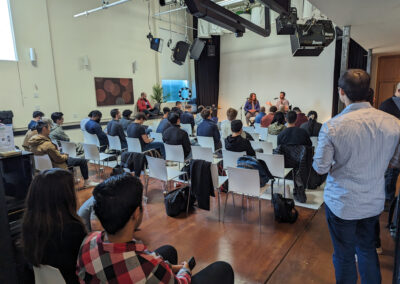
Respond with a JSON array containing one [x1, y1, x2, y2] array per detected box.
[[151, 83, 163, 104]]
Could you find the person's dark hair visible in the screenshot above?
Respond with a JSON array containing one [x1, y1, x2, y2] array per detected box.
[[122, 109, 132, 118], [260, 106, 266, 113], [163, 107, 171, 114], [110, 108, 119, 119], [292, 107, 301, 113], [201, 109, 211, 119], [140, 92, 146, 97], [197, 105, 204, 114], [33, 111, 44, 119], [338, 69, 371, 102], [135, 112, 147, 121], [286, 111, 297, 124], [280, 91, 286, 97], [231, 120, 243, 133], [176, 101, 182, 106], [93, 174, 143, 234], [168, 112, 180, 125], [22, 169, 85, 266], [226, 108, 238, 121], [91, 110, 102, 118], [51, 112, 63, 123], [171, 107, 180, 113], [36, 120, 50, 134], [367, 88, 374, 105], [88, 111, 94, 118], [185, 104, 192, 110], [248, 93, 259, 104], [270, 106, 278, 113], [306, 110, 318, 134], [271, 111, 285, 126]]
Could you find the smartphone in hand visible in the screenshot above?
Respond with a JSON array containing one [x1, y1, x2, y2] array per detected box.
[[188, 257, 196, 270]]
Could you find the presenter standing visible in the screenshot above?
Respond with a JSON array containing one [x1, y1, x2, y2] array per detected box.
[[244, 93, 260, 125], [267, 91, 290, 110]]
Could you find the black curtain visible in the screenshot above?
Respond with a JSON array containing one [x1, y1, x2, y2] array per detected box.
[[193, 18, 220, 113], [332, 27, 368, 116]]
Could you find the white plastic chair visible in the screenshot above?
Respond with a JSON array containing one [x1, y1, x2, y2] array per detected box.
[[164, 144, 186, 164], [259, 127, 268, 141], [197, 136, 215, 153], [127, 137, 142, 153], [249, 132, 260, 141], [222, 149, 246, 169], [311, 136, 318, 148], [33, 265, 66, 284], [192, 146, 213, 163], [250, 141, 273, 154], [221, 137, 226, 150], [83, 131, 100, 147], [254, 123, 261, 132], [150, 132, 163, 142], [243, 126, 255, 134], [60, 141, 77, 158], [107, 135, 123, 152], [267, 134, 278, 149], [256, 152, 292, 195], [34, 155, 53, 171], [83, 144, 113, 177], [181, 123, 193, 136], [211, 163, 228, 221], [223, 167, 268, 231]]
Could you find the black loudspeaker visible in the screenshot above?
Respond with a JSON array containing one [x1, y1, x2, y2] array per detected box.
[[207, 45, 216, 56], [0, 111, 13, 125], [290, 34, 324, 56], [190, 38, 206, 60], [172, 41, 190, 65]]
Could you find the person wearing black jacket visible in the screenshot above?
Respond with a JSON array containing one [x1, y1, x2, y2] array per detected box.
[[379, 82, 400, 119], [300, 111, 322, 137], [162, 112, 191, 158], [225, 120, 255, 156], [278, 111, 312, 146]]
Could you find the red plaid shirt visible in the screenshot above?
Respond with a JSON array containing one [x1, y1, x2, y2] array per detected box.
[[76, 231, 191, 283]]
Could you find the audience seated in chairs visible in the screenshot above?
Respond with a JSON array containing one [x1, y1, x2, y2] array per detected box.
[[22, 117, 52, 151], [77, 173, 235, 284], [156, 107, 172, 133], [261, 106, 277, 128], [268, 111, 286, 135], [28, 110, 44, 131], [225, 120, 256, 156], [195, 105, 204, 126], [29, 121, 97, 188], [120, 109, 133, 131], [23, 169, 87, 284], [106, 108, 127, 149], [293, 107, 308, 127], [300, 111, 322, 137], [197, 108, 222, 151], [278, 111, 312, 146], [85, 110, 109, 151], [80, 111, 93, 131], [127, 112, 166, 158], [254, 106, 266, 124], [162, 112, 192, 159], [180, 104, 195, 131], [220, 108, 246, 139], [175, 101, 184, 115]]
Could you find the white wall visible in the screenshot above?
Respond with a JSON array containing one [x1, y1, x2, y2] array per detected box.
[[219, 19, 336, 123]]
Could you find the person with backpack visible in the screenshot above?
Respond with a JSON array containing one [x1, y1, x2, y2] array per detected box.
[[225, 120, 255, 156]]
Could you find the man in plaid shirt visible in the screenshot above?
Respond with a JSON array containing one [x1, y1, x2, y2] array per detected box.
[[76, 174, 191, 283]]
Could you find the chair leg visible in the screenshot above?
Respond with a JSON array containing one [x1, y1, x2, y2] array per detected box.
[[218, 189, 221, 222], [186, 186, 191, 216], [241, 194, 244, 212], [232, 194, 236, 208], [144, 175, 149, 201], [222, 192, 230, 223], [259, 197, 262, 232]]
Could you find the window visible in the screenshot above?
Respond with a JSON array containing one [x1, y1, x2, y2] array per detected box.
[[162, 80, 196, 102], [0, 0, 17, 61]]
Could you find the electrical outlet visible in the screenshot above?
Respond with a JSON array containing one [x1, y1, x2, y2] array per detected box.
[[34, 93, 39, 98]]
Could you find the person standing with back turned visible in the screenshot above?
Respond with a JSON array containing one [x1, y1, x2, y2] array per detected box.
[[313, 69, 400, 284]]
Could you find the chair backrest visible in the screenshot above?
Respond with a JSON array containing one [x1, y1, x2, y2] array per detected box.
[[60, 141, 77, 158], [33, 265, 66, 284], [254, 123, 261, 132], [83, 143, 100, 162], [266, 134, 278, 148], [222, 149, 246, 169], [164, 144, 185, 163], [107, 135, 122, 151], [227, 167, 261, 196], [83, 131, 100, 147], [256, 152, 285, 178], [181, 123, 192, 136], [127, 137, 142, 153], [150, 132, 163, 142], [258, 127, 268, 141], [146, 156, 168, 181], [191, 146, 213, 163], [34, 155, 53, 171], [250, 141, 273, 154], [249, 132, 260, 141], [311, 136, 318, 148], [197, 136, 215, 152]]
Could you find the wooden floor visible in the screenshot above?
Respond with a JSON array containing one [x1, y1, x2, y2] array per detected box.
[[77, 166, 395, 284]]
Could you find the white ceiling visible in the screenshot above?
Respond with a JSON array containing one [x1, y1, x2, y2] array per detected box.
[[308, 0, 400, 54]]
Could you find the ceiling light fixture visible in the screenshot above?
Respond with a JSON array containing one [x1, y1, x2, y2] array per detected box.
[[73, 0, 131, 18]]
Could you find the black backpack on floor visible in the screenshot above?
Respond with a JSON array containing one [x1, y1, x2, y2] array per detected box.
[[272, 193, 298, 223]]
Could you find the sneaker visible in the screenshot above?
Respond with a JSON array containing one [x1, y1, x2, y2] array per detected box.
[[83, 181, 99, 188], [376, 246, 383, 255]]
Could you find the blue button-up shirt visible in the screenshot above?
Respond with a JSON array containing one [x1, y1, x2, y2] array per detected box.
[[313, 102, 400, 220]]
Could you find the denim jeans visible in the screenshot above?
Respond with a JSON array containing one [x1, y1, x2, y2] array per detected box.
[[384, 167, 400, 201], [144, 141, 165, 159], [325, 205, 381, 284]]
